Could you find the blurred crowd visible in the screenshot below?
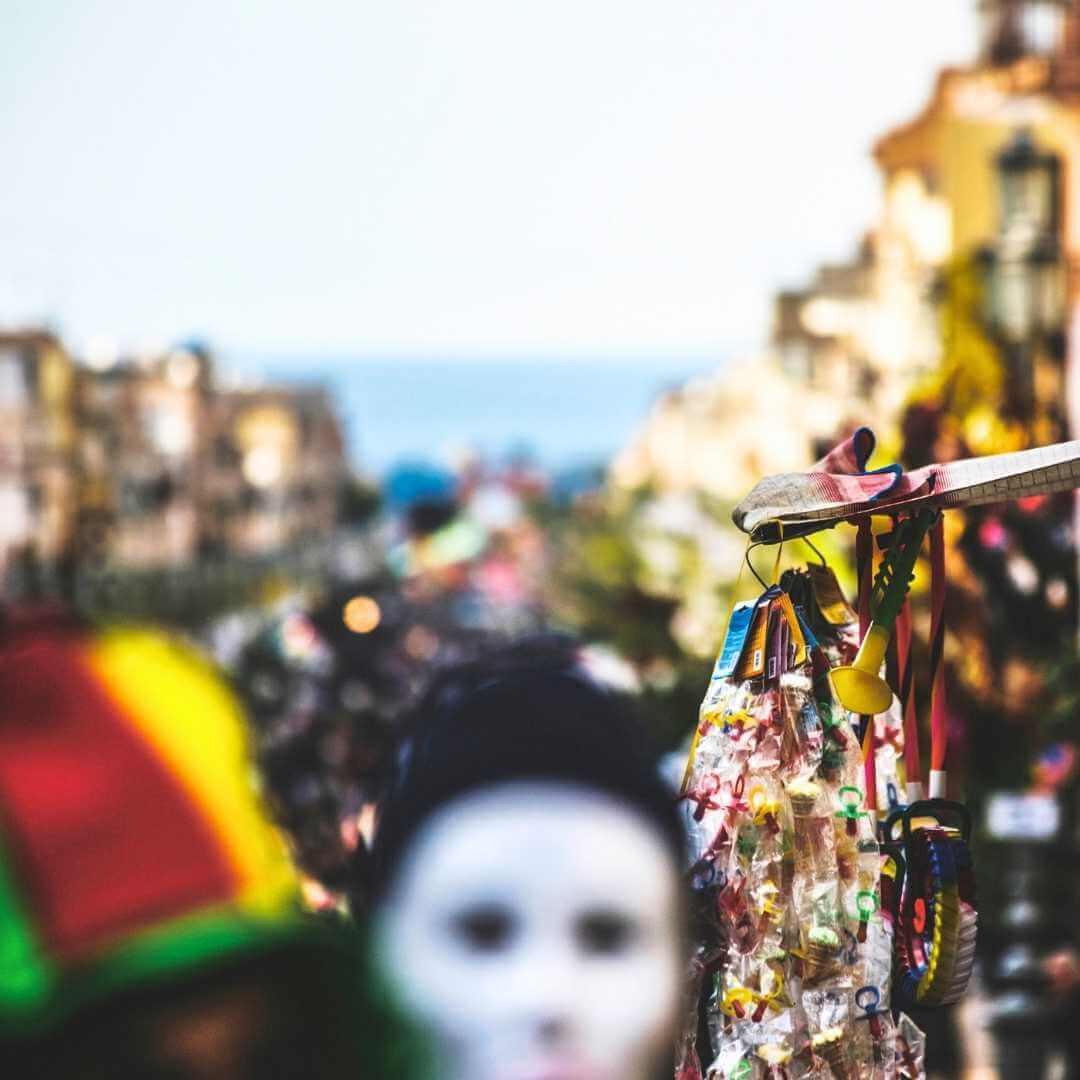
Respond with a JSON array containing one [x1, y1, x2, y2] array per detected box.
[[0, 605, 688, 1080]]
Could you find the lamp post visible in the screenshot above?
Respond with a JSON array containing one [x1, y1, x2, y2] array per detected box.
[[977, 130, 1073, 1078], [980, 130, 1066, 419], [983, 791, 1072, 1079]]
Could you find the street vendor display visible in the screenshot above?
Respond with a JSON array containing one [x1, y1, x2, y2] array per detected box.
[[676, 431, 1080, 1080]]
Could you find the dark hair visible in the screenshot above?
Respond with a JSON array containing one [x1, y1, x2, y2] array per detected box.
[[367, 639, 685, 902], [3, 932, 397, 1080]]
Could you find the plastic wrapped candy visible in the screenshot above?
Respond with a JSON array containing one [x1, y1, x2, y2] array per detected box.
[[778, 670, 824, 780], [871, 700, 906, 813], [799, 924, 842, 988], [755, 1042, 793, 1077], [894, 1014, 926, 1079], [706, 1037, 756, 1080], [810, 1027, 854, 1080], [674, 950, 711, 1080], [851, 985, 897, 1076], [680, 574, 908, 1080]]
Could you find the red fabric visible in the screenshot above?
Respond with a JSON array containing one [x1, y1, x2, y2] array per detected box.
[[895, 599, 922, 788], [735, 435, 1080, 538], [810, 468, 927, 506], [855, 519, 877, 811], [928, 519, 949, 776], [812, 427, 876, 475], [0, 633, 237, 961]]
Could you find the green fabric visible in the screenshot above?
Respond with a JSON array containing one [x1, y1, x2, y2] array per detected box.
[[1, 893, 313, 1039], [2, 886, 432, 1080], [57, 906, 306, 1025], [0, 847, 54, 1020], [361, 930, 438, 1080]]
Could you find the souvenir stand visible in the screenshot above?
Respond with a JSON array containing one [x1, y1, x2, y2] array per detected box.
[[675, 432, 1080, 1080]]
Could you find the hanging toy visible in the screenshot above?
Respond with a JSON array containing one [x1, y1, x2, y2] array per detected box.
[[885, 518, 976, 1008], [829, 509, 939, 716], [892, 799, 977, 1007], [699, 430, 1080, 1080]]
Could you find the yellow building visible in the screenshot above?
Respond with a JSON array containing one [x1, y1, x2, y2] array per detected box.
[[202, 385, 346, 558], [873, 2, 1080, 444], [766, 0, 1080, 454], [618, 1, 1080, 502], [0, 331, 77, 567]]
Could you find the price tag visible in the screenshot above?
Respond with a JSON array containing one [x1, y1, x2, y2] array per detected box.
[[715, 602, 756, 679], [734, 604, 770, 679], [807, 563, 856, 626]]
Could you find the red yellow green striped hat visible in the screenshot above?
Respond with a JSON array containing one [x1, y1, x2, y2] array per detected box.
[[0, 610, 305, 1036]]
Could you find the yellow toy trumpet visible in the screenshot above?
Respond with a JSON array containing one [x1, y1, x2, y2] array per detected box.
[[829, 510, 939, 715]]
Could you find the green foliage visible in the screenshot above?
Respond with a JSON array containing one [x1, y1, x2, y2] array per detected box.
[[898, 254, 1077, 796], [935, 257, 1006, 418], [536, 488, 718, 751]]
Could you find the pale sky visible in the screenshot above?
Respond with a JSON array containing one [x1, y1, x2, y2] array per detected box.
[[1, 1, 978, 359]]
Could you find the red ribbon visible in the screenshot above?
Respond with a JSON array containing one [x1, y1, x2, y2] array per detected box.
[[856, 518, 877, 811], [928, 518, 948, 779], [895, 597, 922, 788]]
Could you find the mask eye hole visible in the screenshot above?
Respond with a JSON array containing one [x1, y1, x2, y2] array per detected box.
[[575, 910, 638, 956], [449, 904, 517, 953]]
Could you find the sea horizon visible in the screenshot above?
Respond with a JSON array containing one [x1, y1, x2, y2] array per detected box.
[[229, 353, 731, 478]]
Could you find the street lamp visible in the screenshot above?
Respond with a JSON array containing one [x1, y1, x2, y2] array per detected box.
[[979, 1, 1070, 65], [979, 130, 1066, 415]]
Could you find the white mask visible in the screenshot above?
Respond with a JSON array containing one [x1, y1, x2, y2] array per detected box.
[[374, 781, 683, 1080]]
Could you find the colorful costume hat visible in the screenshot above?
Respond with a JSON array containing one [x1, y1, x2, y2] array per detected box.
[[0, 610, 305, 1037]]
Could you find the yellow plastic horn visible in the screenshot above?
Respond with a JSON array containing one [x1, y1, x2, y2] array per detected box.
[[829, 509, 939, 716], [829, 623, 893, 715]]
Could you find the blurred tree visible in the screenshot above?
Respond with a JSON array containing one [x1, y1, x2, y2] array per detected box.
[[899, 255, 1076, 793], [533, 488, 719, 752]]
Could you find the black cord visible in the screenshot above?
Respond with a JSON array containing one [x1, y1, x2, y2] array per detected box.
[[744, 542, 770, 590], [802, 534, 828, 566]]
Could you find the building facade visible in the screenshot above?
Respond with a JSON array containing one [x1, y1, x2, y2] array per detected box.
[[0, 331, 77, 568], [0, 335, 349, 584], [617, 0, 1080, 502]]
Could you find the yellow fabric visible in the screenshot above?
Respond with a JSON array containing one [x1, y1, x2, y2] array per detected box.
[[86, 628, 297, 916]]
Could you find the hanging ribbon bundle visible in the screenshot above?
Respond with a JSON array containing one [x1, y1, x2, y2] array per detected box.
[[894, 598, 923, 804], [878, 518, 977, 1008]]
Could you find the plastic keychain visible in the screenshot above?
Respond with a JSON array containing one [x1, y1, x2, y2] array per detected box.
[[856, 986, 884, 1038], [835, 785, 869, 837], [855, 889, 879, 944]]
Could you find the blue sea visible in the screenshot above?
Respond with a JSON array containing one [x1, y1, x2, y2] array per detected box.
[[234, 355, 724, 476]]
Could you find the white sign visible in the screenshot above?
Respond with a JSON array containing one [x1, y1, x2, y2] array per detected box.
[[985, 792, 1060, 842]]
